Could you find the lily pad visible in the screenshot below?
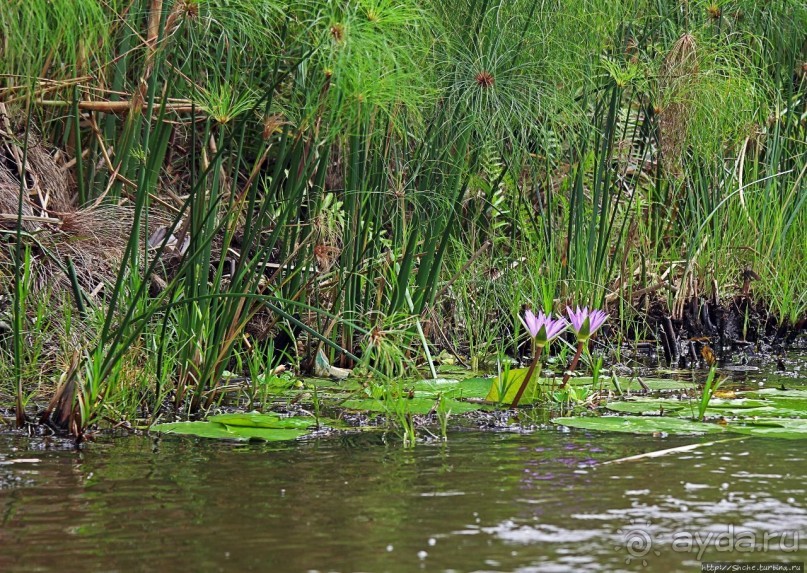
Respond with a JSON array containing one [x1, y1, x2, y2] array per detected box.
[[151, 421, 307, 441], [730, 390, 807, 418], [299, 378, 364, 391], [252, 374, 297, 390], [701, 399, 772, 409], [695, 408, 775, 420], [413, 377, 493, 399], [208, 412, 315, 430], [553, 416, 726, 435], [725, 418, 807, 440], [614, 378, 697, 392], [484, 370, 596, 404], [604, 397, 794, 419], [341, 397, 483, 415], [605, 398, 688, 415], [486, 369, 696, 404], [436, 364, 468, 375], [742, 388, 807, 400]]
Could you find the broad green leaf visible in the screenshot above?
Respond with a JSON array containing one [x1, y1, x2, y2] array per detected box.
[[697, 408, 781, 419], [223, 425, 308, 441], [702, 399, 772, 409], [762, 400, 807, 417], [484, 370, 591, 404], [300, 378, 364, 391], [341, 397, 483, 415], [614, 378, 697, 392], [253, 374, 297, 390], [742, 389, 807, 400], [151, 421, 307, 441], [695, 405, 807, 420], [604, 397, 801, 419], [413, 377, 493, 399], [208, 412, 315, 430], [553, 416, 726, 435], [487, 369, 696, 404], [730, 391, 807, 418], [457, 377, 495, 398], [726, 418, 807, 440], [436, 364, 468, 375], [606, 399, 688, 415]]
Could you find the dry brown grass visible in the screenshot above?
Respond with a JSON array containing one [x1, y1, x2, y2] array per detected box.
[[658, 33, 698, 178], [0, 128, 169, 297]]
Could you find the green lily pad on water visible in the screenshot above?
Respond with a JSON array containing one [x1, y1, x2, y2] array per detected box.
[[605, 398, 689, 415], [413, 377, 493, 399], [553, 416, 726, 435], [700, 398, 772, 409], [151, 421, 307, 441], [486, 368, 696, 404], [436, 364, 469, 375], [559, 386, 807, 439], [604, 397, 800, 419], [208, 412, 315, 430], [614, 378, 697, 392], [696, 405, 807, 420], [741, 388, 807, 400], [341, 396, 484, 415], [725, 418, 807, 440], [730, 390, 807, 418], [484, 370, 597, 404], [298, 378, 364, 391]]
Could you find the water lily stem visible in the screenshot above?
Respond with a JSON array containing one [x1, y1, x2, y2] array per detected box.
[[511, 344, 543, 409], [560, 342, 585, 388]]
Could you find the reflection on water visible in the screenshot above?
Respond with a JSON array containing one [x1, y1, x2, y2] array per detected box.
[[1, 359, 806, 572], [1, 428, 805, 572]]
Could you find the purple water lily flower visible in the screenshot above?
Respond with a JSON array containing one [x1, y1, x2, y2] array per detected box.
[[566, 306, 608, 342], [524, 309, 568, 348]]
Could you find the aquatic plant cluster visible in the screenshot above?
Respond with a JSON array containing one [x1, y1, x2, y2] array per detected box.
[[0, 0, 805, 438], [512, 306, 608, 407]]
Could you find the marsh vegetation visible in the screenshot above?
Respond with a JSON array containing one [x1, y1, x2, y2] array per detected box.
[[0, 0, 805, 440]]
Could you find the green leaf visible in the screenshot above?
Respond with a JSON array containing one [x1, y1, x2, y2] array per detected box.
[[615, 378, 697, 392], [208, 412, 315, 429], [341, 397, 484, 415], [605, 398, 688, 415], [150, 421, 307, 441], [458, 377, 496, 398], [742, 389, 807, 400], [603, 397, 802, 419], [726, 419, 807, 440], [713, 393, 807, 418], [553, 416, 726, 435], [254, 374, 297, 390], [413, 377, 493, 399], [696, 404, 807, 420], [486, 369, 696, 404], [701, 399, 772, 409], [696, 407, 779, 419], [484, 370, 588, 404], [301, 378, 364, 391]]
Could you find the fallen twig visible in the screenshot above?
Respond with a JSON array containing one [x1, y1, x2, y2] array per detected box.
[[599, 437, 746, 465]]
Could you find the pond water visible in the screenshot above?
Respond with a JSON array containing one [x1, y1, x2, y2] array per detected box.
[[2, 361, 806, 572]]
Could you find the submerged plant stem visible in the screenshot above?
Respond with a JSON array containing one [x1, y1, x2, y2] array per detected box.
[[511, 344, 543, 409]]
